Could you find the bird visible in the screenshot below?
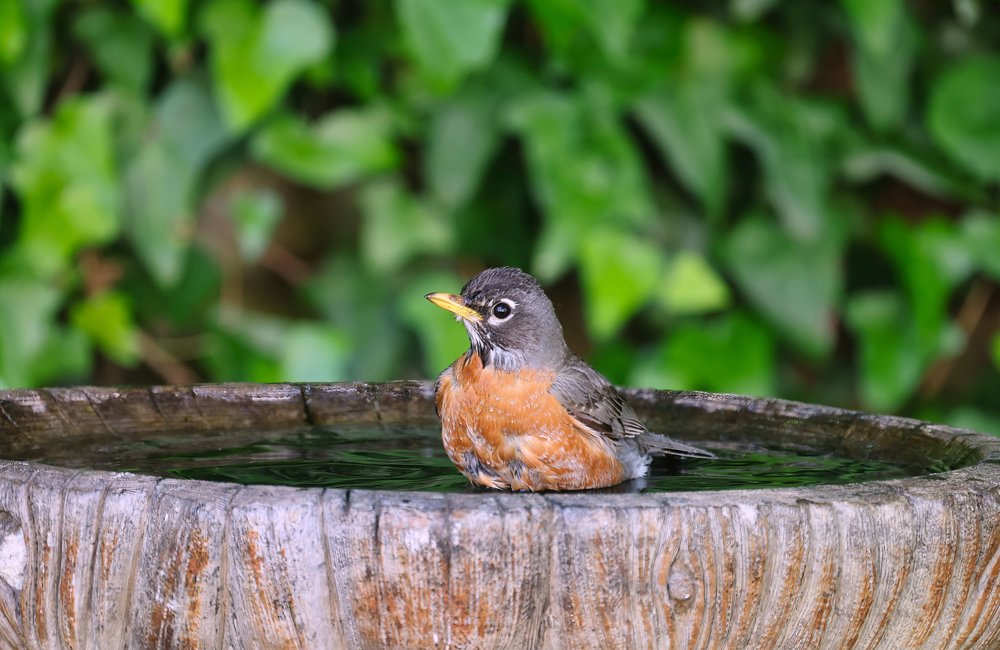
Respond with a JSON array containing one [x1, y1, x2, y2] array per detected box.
[[426, 266, 715, 492]]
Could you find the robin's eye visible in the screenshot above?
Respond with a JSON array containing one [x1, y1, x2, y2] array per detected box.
[[492, 302, 512, 320]]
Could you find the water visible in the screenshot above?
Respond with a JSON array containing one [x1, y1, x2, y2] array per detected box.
[[60, 425, 939, 493]]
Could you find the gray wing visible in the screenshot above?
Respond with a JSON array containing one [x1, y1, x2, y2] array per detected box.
[[550, 358, 647, 440], [550, 357, 715, 459]]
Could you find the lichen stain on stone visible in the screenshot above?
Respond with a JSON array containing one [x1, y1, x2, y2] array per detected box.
[[148, 528, 211, 649], [245, 530, 271, 621], [244, 528, 296, 648], [445, 573, 476, 642], [146, 542, 180, 649], [34, 536, 51, 644], [917, 535, 957, 644], [809, 554, 837, 638], [59, 531, 78, 644], [276, 544, 299, 627], [848, 555, 876, 640], [182, 529, 210, 647], [99, 530, 121, 586]]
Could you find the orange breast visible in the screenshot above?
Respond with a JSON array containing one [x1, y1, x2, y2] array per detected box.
[[435, 353, 625, 491]]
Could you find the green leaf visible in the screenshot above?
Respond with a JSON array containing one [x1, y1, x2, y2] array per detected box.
[[993, 331, 1000, 374], [257, 0, 334, 86], [10, 96, 120, 276], [725, 91, 842, 242], [722, 214, 841, 357], [961, 211, 1000, 280], [532, 217, 579, 284], [200, 0, 255, 50], [232, 189, 283, 261], [251, 109, 398, 189], [841, 0, 916, 131], [205, 329, 283, 382], [426, 83, 501, 210], [525, 0, 643, 62], [589, 340, 634, 385], [0, 278, 61, 387], [221, 308, 303, 354], [125, 246, 222, 329], [75, 8, 155, 94], [579, 228, 661, 340], [522, 0, 580, 58], [0, 130, 9, 172], [634, 80, 729, 218], [511, 92, 655, 280], [2, 1, 55, 117], [126, 79, 228, 286], [332, 26, 384, 101], [575, 0, 643, 61], [399, 271, 471, 376], [29, 326, 91, 387], [395, 0, 510, 88], [0, 0, 27, 64], [841, 143, 983, 201], [951, 0, 981, 26], [845, 291, 960, 412], [279, 323, 349, 382], [303, 256, 406, 381], [131, 0, 190, 39], [729, 0, 779, 21], [630, 313, 775, 396], [927, 56, 1000, 181], [846, 293, 919, 411], [878, 216, 973, 347], [359, 180, 453, 273], [943, 407, 1000, 438], [211, 309, 352, 382], [656, 251, 730, 315], [203, 0, 334, 131], [70, 291, 140, 366], [205, 341, 280, 383], [681, 17, 767, 84], [157, 78, 231, 167], [207, 307, 287, 382], [126, 143, 195, 286]]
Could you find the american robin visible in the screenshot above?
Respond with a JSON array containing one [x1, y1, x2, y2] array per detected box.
[[426, 266, 715, 492]]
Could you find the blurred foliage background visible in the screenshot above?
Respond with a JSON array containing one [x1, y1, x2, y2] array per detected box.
[[0, 0, 998, 432]]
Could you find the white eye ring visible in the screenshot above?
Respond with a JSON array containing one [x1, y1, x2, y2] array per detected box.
[[489, 299, 517, 324]]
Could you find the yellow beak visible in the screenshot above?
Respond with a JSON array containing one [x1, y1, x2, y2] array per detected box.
[[425, 292, 482, 321]]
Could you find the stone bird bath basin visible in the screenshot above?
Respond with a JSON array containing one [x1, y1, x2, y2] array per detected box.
[[0, 381, 997, 649]]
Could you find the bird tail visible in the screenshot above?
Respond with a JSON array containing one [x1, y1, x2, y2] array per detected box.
[[643, 432, 716, 459]]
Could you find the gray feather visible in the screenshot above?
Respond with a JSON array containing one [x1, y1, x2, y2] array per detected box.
[[550, 356, 715, 460]]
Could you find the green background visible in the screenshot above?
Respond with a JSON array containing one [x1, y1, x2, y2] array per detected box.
[[0, 0, 998, 433]]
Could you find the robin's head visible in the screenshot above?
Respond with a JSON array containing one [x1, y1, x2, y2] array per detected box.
[[426, 267, 570, 370]]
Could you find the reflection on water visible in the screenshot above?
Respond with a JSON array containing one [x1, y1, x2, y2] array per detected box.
[[46, 425, 941, 493]]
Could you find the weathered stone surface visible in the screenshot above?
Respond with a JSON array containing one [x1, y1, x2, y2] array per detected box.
[[0, 382, 996, 649]]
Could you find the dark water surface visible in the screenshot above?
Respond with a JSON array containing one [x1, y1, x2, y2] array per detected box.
[[49, 425, 943, 493]]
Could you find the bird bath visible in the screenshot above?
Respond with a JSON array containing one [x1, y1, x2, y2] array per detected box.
[[0, 381, 998, 648]]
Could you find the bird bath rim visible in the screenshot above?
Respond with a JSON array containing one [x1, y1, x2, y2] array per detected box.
[[0, 380, 997, 506]]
